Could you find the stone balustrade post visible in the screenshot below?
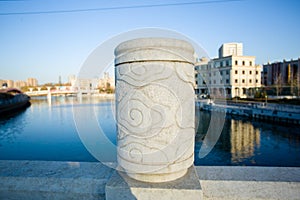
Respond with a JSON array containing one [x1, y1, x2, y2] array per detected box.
[[115, 38, 196, 183]]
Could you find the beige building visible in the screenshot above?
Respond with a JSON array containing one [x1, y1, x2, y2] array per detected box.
[[0, 80, 5, 88], [4, 80, 14, 88], [195, 43, 262, 98], [14, 80, 27, 89], [27, 78, 38, 87]]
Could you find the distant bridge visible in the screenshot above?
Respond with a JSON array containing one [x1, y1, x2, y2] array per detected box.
[[25, 86, 99, 97]]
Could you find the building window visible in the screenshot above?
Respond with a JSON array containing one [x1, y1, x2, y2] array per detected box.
[[242, 88, 246, 94], [209, 73, 211, 77], [220, 62, 223, 67], [249, 71, 252, 75], [256, 79, 258, 83], [242, 79, 245, 83], [195, 80, 198, 85], [220, 79, 223, 84], [256, 70, 259, 75], [220, 71, 223, 75], [226, 70, 229, 75], [249, 79, 252, 83], [227, 88, 231, 95], [213, 80, 216, 84], [242, 70, 245, 74], [226, 79, 229, 84], [226, 60, 229, 66], [213, 72, 216, 76], [235, 70, 238, 74], [235, 79, 238, 83], [242, 61, 245, 66], [203, 81, 206, 84], [195, 74, 198, 78], [235, 60, 238, 65], [209, 81, 211, 84], [250, 61, 252, 66]]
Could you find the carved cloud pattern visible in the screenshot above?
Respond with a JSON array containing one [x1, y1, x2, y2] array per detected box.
[[116, 60, 194, 171]]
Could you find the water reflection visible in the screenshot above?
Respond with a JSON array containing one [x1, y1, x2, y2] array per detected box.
[[0, 96, 299, 166], [72, 99, 117, 163], [230, 120, 260, 164], [0, 96, 99, 161], [195, 110, 300, 166], [0, 109, 29, 146]]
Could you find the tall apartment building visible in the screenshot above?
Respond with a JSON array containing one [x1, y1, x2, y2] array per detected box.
[[195, 43, 262, 98], [0, 80, 5, 88], [4, 80, 14, 88], [27, 78, 38, 87], [14, 80, 27, 89]]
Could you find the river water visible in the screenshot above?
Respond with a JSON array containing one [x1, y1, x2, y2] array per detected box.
[[0, 96, 299, 166]]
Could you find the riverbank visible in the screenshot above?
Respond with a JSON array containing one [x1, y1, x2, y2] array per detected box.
[[0, 160, 299, 199], [196, 99, 300, 125]]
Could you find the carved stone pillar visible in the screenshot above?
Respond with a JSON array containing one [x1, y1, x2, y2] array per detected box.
[[115, 38, 195, 183]]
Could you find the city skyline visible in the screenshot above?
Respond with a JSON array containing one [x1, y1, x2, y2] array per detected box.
[[1, 0, 299, 84], [0, 72, 114, 88]]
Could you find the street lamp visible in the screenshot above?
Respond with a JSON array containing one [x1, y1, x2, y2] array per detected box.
[[265, 95, 268, 106]]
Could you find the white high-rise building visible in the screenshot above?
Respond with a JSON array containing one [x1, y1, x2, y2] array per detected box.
[[219, 43, 243, 58], [195, 43, 262, 98]]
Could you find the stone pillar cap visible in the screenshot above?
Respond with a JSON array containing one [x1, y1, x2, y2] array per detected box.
[[115, 38, 195, 65]]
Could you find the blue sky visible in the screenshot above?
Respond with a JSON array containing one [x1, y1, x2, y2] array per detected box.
[[0, 0, 299, 84]]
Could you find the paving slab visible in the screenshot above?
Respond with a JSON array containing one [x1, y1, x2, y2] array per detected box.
[[106, 166, 203, 200]]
